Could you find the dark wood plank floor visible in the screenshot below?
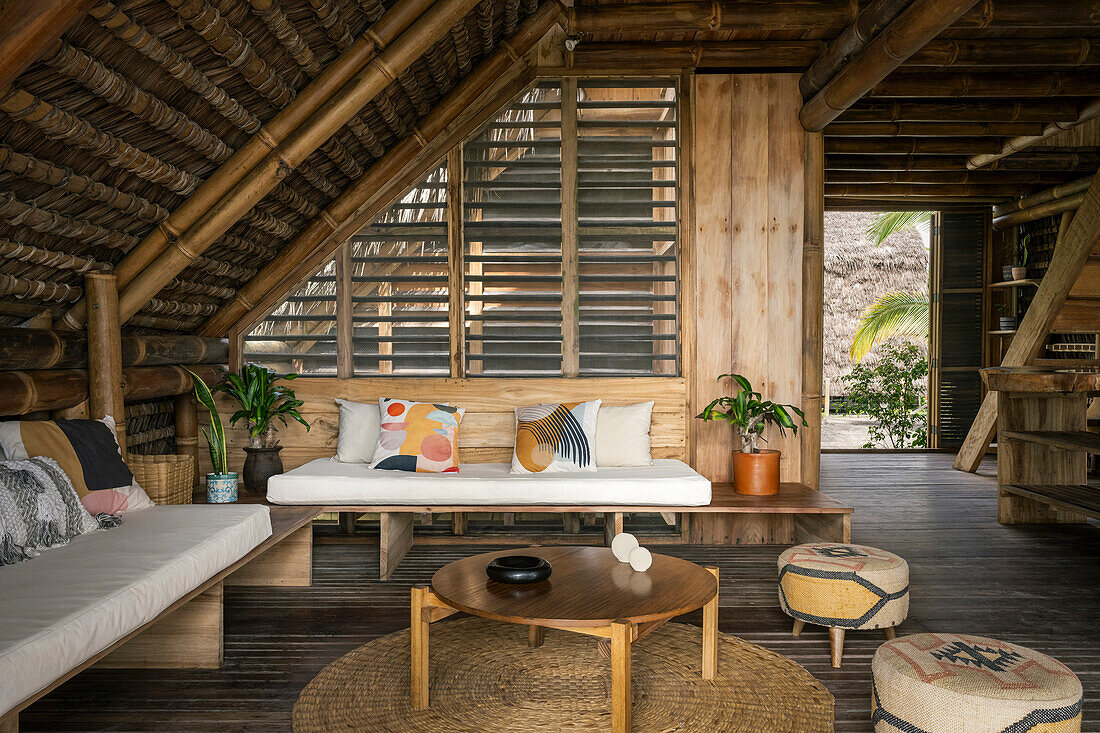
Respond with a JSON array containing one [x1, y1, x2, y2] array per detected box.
[[21, 454, 1100, 732]]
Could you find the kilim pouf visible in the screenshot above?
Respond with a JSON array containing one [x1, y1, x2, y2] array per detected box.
[[777, 542, 909, 668], [871, 633, 1083, 732]]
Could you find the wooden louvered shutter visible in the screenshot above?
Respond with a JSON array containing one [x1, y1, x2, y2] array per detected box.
[[929, 210, 989, 448]]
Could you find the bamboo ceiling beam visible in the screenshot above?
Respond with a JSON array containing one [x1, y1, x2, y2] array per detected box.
[[825, 122, 1044, 137], [112, 0, 485, 327], [825, 137, 1001, 155], [826, 152, 1100, 171], [953, 0, 1100, 29], [0, 328, 226, 371], [571, 1, 857, 34], [0, 0, 93, 95], [800, 0, 909, 98], [570, 41, 822, 69], [968, 98, 1100, 169], [953, 174, 1100, 473], [201, 2, 560, 337], [992, 194, 1084, 228], [869, 72, 1100, 98], [799, 0, 980, 131], [826, 197, 1004, 209], [57, 0, 438, 331], [992, 176, 1094, 217], [825, 183, 1025, 197], [826, 170, 1071, 185], [908, 38, 1100, 67], [839, 99, 1080, 123]]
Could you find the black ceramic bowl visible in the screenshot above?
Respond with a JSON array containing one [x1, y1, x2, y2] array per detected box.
[[486, 555, 552, 584]]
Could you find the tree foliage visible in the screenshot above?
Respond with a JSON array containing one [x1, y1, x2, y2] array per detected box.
[[844, 342, 928, 449], [850, 290, 930, 363], [865, 210, 932, 247]]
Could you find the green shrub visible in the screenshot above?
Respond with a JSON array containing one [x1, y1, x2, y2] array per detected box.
[[844, 342, 928, 449]]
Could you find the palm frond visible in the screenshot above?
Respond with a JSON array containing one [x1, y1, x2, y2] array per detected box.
[[850, 290, 930, 363], [865, 211, 932, 246]]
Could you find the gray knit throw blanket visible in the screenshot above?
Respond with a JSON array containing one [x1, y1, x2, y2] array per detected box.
[[0, 456, 121, 566]]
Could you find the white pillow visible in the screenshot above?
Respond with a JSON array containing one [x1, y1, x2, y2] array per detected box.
[[511, 400, 601, 474], [596, 401, 654, 467], [335, 399, 381, 463]]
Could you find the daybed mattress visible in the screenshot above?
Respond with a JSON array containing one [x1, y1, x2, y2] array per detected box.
[[267, 458, 712, 506], [0, 504, 271, 716]]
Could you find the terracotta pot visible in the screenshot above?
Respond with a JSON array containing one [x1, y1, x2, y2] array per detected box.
[[732, 449, 781, 496], [1010, 266, 1028, 281], [243, 446, 283, 496]]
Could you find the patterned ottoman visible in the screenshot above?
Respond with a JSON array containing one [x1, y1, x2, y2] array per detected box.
[[777, 543, 909, 667], [872, 633, 1083, 732]]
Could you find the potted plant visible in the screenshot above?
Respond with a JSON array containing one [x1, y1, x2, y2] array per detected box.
[[996, 304, 1017, 331], [188, 370, 237, 503], [217, 364, 309, 496], [1011, 234, 1030, 281], [697, 374, 806, 496], [1001, 240, 1014, 281]]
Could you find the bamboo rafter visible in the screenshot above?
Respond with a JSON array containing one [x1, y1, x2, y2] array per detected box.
[[142, 298, 218, 318], [165, 278, 237, 300], [250, 0, 323, 76], [477, 1, 494, 55], [0, 192, 138, 251], [309, 0, 356, 50], [0, 273, 82, 303], [0, 87, 199, 195], [0, 239, 107, 273], [0, 145, 167, 223]]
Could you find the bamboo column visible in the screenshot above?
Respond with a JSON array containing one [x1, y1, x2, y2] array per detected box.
[[801, 132, 824, 490], [335, 241, 354, 378], [799, 0, 982, 131], [447, 148, 466, 379], [561, 77, 580, 377], [85, 273, 126, 457], [174, 393, 199, 488]]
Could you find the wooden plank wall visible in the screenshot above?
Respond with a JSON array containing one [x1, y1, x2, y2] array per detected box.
[[691, 73, 807, 485]]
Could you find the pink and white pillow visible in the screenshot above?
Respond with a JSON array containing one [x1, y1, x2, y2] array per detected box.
[[369, 398, 465, 473]]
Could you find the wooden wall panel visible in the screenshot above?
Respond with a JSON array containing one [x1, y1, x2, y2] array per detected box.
[[691, 73, 807, 485]]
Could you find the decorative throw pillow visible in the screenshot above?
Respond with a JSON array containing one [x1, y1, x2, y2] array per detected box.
[[335, 398, 381, 463], [0, 457, 105, 565], [0, 416, 154, 514], [369, 399, 465, 473], [596, 401, 654, 467], [511, 400, 601, 474]]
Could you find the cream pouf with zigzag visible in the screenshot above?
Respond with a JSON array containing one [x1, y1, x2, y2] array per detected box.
[[871, 633, 1082, 732], [777, 542, 908, 667]]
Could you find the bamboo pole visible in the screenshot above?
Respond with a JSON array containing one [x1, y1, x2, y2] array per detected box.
[[992, 194, 1085, 228], [825, 137, 1001, 154], [56, 0, 437, 331], [827, 170, 1070, 185], [174, 393, 200, 488], [0, 273, 82, 303], [826, 152, 1100, 171], [800, 0, 909, 98], [199, 2, 561, 337], [570, 41, 822, 69], [800, 0, 981, 131], [992, 176, 1094, 217], [0, 328, 225, 370], [112, 0, 485, 327], [0, 0, 93, 94], [908, 38, 1100, 67], [838, 99, 1080, 123], [801, 132, 824, 491], [85, 273, 126, 457], [446, 148, 466, 378], [827, 183, 1027, 197], [825, 122, 1045, 137], [570, 1, 857, 34], [869, 72, 1100, 98], [968, 98, 1100, 169]]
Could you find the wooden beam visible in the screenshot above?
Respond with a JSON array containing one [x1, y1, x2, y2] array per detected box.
[[0, 0, 92, 95], [826, 152, 1100, 171], [992, 194, 1084, 228], [99, 583, 222, 669], [447, 147, 466, 378], [838, 99, 1080, 123], [571, 41, 822, 70], [800, 0, 909, 98], [908, 38, 1100, 68], [826, 137, 1001, 154], [174, 393, 199, 489], [870, 72, 1100, 98], [335, 241, 354, 378], [969, 98, 1100, 169], [953, 175, 1100, 472], [561, 76, 579, 378], [800, 0, 980, 131], [992, 176, 1094, 217], [380, 511, 414, 580], [569, 1, 858, 35], [826, 121, 1045, 137], [802, 132, 824, 490], [827, 170, 1069, 185], [200, 3, 560, 337], [827, 183, 1026, 197], [85, 273, 125, 457]]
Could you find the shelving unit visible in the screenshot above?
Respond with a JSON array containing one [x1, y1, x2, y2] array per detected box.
[[983, 367, 1100, 524], [988, 279, 1039, 290]]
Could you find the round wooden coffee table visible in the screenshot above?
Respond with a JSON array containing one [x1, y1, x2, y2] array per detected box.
[[410, 546, 719, 732]]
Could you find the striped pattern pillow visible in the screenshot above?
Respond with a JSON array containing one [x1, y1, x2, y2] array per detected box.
[[510, 400, 601, 474]]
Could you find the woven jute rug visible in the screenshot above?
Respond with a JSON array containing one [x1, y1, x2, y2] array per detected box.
[[293, 618, 833, 732]]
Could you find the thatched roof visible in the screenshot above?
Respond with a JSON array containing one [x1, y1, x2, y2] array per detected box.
[[823, 211, 928, 385]]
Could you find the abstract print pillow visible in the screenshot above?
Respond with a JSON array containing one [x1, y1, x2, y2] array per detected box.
[[369, 399, 465, 473], [511, 400, 601, 474]]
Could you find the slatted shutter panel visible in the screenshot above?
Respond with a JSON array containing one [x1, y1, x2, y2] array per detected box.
[[930, 210, 988, 448]]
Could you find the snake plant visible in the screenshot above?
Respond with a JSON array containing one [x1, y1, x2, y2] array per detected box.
[[188, 369, 228, 475]]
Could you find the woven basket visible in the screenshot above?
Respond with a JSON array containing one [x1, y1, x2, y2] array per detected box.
[[129, 454, 194, 505]]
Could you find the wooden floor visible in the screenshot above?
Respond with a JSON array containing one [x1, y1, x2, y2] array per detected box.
[[21, 454, 1100, 732]]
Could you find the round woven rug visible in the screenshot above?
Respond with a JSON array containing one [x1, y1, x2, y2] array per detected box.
[[293, 618, 833, 732]]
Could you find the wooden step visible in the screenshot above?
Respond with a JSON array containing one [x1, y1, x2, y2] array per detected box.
[[1001, 430, 1100, 452], [1005, 484, 1100, 519]]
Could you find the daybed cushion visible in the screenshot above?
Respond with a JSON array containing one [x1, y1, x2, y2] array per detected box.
[[0, 504, 272, 716], [267, 458, 712, 506]]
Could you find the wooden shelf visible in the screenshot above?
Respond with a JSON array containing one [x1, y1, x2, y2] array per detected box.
[[1002, 430, 1100, 453], [1004, 484, 1100, 520], [988, 330, 1017, 336], [990, 279, 1040, 289]]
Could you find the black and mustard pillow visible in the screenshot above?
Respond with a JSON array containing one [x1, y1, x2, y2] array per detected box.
[[0, 416, 154, 513]]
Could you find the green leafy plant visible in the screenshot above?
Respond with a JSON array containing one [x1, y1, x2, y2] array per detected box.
[[1018, 233, 1030, 267], [217, 363, 309, 448], [843, 342, 928, 449], [696, 374, 806, 453], [865, 211, 932, 247], [189, 370, 228, 475], [849, 290, 929, 363]]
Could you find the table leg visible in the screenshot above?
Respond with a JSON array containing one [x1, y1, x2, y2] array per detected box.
[[703, 566, 719, 680], [529, 624, 545, 648], [611, 619, 632, 733], [411, 586, 430, 710]]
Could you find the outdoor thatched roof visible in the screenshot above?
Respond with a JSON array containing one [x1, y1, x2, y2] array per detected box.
[[823, 211, 928, 386]]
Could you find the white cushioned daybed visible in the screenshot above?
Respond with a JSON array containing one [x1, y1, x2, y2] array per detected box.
[[0, 504, 271, 719], [267, 458, 712, 506]]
